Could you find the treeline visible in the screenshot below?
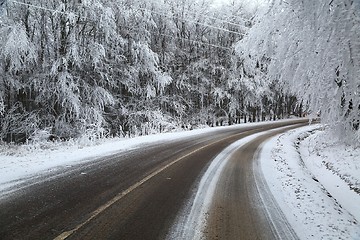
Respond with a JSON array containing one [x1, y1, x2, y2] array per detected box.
[[0, 0, 300, 143]]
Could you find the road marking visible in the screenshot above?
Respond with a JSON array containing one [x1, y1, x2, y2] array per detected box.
[[167, 130, 272, 239], [54, 130, 252, 240], [54, 123, 305, 240], [166, 123, 306, 239]]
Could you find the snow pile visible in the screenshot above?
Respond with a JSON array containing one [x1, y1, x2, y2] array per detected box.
[[260, 125, 360, 240]]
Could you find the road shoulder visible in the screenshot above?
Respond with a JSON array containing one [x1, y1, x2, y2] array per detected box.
[[258, 125, 360, 239]]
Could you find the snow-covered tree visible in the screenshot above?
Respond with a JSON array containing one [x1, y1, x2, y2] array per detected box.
[[238, 0, 359, 145], [0, 0, 269, 143]]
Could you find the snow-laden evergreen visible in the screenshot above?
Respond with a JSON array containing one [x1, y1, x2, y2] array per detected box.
[[238, 0, 360, 145]]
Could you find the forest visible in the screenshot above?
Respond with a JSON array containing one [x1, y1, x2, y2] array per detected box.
[[0, 0, 358, 146]]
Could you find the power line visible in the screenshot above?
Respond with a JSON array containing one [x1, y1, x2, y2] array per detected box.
[[8, 1, 242, 38], [147, 6, 246, 28], [4, 2, 232, 53], [10, 0, 78, 16], [4, 0, 245, 28], [192, 12, 249, 29], [127, 26, 232, 50], [167, 7, 249, 28], [159, 33, 231, 50], [137, 7, 243, 36]]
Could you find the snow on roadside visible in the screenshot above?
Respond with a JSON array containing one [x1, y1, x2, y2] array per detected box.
[[259, 125, 360, 240], [0, 126, 212, 194], [0, 120, 296, 196]]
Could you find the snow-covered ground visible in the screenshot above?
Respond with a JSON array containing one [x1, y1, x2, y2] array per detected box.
[[259, 125, 360, 240], [0, 120, 287, 197], [0, 125, 215, 195]]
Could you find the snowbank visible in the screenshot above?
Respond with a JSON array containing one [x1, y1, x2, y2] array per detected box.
[[259, 125, 360, 239]]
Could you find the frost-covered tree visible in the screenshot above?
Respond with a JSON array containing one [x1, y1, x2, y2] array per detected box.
[[0, 0, 122, 141], [238, 0, 360, 145], [0, 0, 270, 143], [0, 16, 37, 142]]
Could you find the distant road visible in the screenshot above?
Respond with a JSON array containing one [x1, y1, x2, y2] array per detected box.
[[0, 119, 308, 240]]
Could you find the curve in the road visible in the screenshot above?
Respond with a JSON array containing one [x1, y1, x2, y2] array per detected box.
[[0, 119, 309, 240], [54, 129, 256, 240], [167, 124, 302, 240]]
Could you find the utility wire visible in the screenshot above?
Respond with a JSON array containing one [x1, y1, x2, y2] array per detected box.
[[137, 7, 243, 36], [2, 2, 233, 51], [127, 26, 232, 50], [10, 0, 78, 16], [9, 1, 243, 36], [147, 6, 246, 28], [190, 12, 249, 28], [9, 1, 241, 36], [162, 7, 249, 28], [159, 33, 231, 50]]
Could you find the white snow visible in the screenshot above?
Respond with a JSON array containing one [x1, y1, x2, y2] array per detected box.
[[259, 125, 360, 240], [0, 126, 209, 196], [2, 119, 359, 239], [0, 120, 295, 197]]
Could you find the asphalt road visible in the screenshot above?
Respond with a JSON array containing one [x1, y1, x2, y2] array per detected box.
[[205, 127, 300, 240], [0, 119, 309, 240]]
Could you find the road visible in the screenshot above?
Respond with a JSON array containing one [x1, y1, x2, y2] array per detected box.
[[0, 119, 308, 240]]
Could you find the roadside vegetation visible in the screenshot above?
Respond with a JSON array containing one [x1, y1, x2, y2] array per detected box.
[[0, 0, 358, 147], [0, 0, 301, 144]]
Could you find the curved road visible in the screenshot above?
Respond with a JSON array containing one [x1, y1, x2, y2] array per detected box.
[[0, 119, 309, 240]]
